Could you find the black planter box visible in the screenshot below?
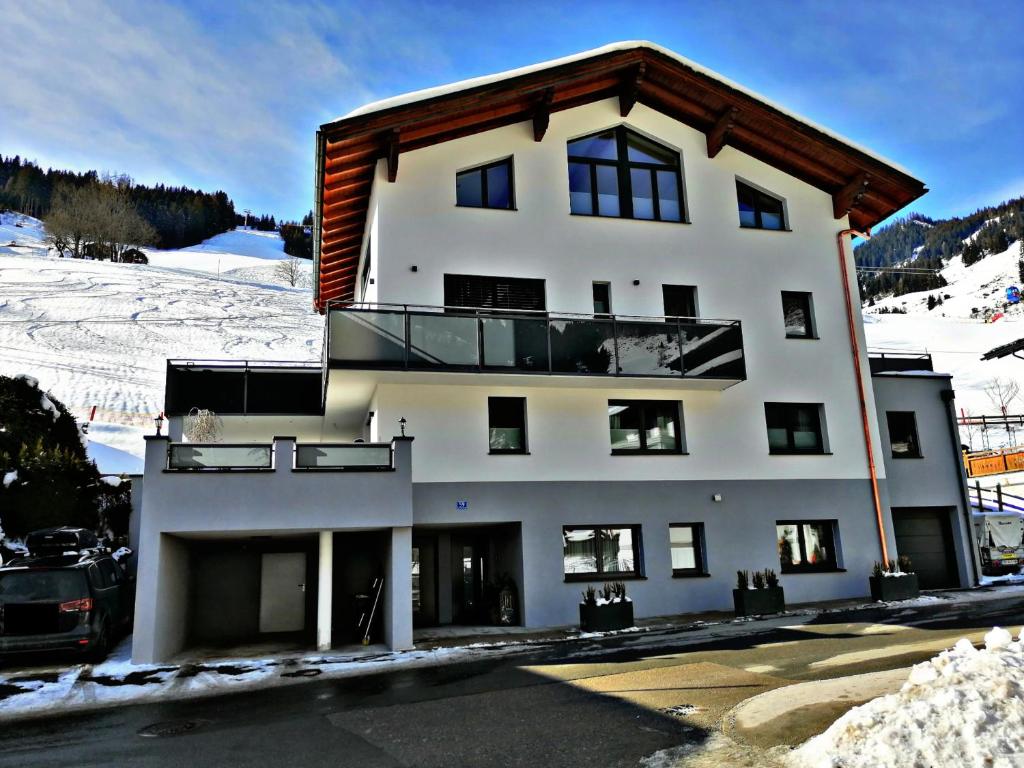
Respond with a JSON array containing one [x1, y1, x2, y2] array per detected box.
[[733, 587, 785, 617], [869, 574, 919, 602], [579, 600, 634, 632]]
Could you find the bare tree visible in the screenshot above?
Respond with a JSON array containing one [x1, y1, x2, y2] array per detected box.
[[274, 255, 308, 288], [984, 377, 1021, 414], [959, 409, 981, 451], [45, 179, 155, 261], [44, 183, 89, 258]]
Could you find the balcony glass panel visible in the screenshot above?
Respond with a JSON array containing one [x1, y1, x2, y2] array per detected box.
[[408, 314, 479, 367], [481, 316, 549, 371], [615, 321, 681, 376], [330, 311, 406, 366], [681, 322, 745, 379], [168, 444, 272, 470], [549, 319, 616, 374], [295, 444, 391, 469]]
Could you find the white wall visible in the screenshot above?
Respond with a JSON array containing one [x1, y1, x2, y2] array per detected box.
[[342, 97, 886, 483]]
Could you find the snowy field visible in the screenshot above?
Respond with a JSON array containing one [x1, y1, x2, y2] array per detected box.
[[0, 213, 321, 472]]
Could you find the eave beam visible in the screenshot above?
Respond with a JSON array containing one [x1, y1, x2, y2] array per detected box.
[[532, 88, 554, 142], [618, 62, 646, 117], [833, 172, 871, 219], [706, 106, 739, 158], [384, 129, 400, 183]]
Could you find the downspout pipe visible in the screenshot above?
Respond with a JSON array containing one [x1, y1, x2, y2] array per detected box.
[[836, 227, 890, 564], [941, 388, 981, 586]]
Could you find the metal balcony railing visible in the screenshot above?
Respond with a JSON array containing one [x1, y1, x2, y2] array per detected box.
[[326, 303, 745, 382]]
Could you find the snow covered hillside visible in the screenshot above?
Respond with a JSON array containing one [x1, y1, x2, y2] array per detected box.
[[864, 235, 1024, 418], [0, 214, 322, 472]]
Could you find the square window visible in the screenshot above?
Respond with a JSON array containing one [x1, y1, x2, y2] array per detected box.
[[782, 291, 815, 338], [765, 403, 825, 454], [609, 400, 682, 454], [456, 158, 514, 210], [563, 525, 643, 578], [663, 285, 698, 319], [488, 397, 526, 453], [670, 524, 706, 575], [737, 180, 786, 230], [776, 521, 838, 572], [887, 411, 921, 458]]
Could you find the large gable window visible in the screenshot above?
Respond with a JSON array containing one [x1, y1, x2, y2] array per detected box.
[[568, 127, 684, 222]]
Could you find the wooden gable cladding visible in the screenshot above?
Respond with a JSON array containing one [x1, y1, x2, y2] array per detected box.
[[315, 45, 926, 311]]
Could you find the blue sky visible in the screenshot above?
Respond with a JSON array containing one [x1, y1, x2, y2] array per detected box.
[[3, 0, 1022, 224]]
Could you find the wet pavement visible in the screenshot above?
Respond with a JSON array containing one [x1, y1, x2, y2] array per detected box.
[[1, 593, 1022, 767]]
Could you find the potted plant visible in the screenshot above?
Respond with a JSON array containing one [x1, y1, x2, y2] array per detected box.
[[579, 581, 634, 632], [869, 556, 920, 602], [733, 568, 786, 616]]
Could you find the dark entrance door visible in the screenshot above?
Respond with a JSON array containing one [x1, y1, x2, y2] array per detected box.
[[412, 535, 438, 627], [452, 536, 489, 624], [891, 507, 958, 589]]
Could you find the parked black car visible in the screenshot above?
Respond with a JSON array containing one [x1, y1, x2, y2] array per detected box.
[[0, 528, 133, 662]]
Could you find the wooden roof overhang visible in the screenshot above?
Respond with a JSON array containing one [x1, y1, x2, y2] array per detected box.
[[315, 46, 927, 311]]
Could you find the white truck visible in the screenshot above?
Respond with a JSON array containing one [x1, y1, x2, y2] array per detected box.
[[974, 512, 1024, 575]]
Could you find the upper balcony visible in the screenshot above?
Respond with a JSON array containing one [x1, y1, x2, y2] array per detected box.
[[326, 303, 745, 390], [868, 351, 934, 376]]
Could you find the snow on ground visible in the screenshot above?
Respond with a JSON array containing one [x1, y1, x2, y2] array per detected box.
[[0, 218, 323, 471], [787, 627, 1024, 768]]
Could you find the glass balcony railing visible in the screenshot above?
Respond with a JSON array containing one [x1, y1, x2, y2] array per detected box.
[[294, 443, 393, 470], [167, 444, 273, 470], [327, 304, 745, 382]]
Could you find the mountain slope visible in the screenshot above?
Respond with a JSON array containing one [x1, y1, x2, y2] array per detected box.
[[0, 215, 322, 472]]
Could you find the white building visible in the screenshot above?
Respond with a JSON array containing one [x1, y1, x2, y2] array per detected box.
[[132, 42, 977, 663]]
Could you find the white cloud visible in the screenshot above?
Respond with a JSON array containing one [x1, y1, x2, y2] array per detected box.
[[0, 0, 374, 218]]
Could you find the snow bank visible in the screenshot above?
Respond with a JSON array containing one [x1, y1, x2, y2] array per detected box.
[[788, 627, 1024, 768], [2, 470, 17, 488]]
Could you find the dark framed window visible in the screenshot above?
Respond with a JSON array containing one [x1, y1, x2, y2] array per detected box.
[[887, 411, 922, 458], [359, 237, 372, 299], [609, 400, 682, 454], [443, 274, 545, 312], [782, 291, 815, 338], [670, 524, 706, 576], [456, 158, 514, 210], [737, 180, 786, 230], [663, 284, 698, 319], [765, 403, 825, 454], [593, 282, 611, 317], [488, 397, 527, 454], [776, 520, 839, 572], [562, 525, 643, 579], [568, 127, 684, 222]]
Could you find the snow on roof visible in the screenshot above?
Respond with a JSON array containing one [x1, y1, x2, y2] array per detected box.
[[338, 41, 920, 180]]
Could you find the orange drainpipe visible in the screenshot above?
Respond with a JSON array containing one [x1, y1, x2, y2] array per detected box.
[[836, 227, 890, 564]]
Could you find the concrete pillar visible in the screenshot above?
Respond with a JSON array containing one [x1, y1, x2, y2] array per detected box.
[[317, 531, 333, 652], [385, 526, 414, 650]]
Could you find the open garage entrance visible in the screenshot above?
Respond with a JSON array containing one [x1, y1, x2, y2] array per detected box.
[[411, 523, 522, 628], [187, 534, 318, 650], [891, 507, 959, 589]]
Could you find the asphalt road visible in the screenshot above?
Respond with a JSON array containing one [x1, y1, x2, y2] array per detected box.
[[3, 595, 1023, 768]]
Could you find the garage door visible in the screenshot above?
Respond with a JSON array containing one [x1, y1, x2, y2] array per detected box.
[[891, 507, 958, 589]]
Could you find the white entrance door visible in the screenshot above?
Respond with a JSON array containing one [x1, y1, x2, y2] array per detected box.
[[259, 552, 307, 633]]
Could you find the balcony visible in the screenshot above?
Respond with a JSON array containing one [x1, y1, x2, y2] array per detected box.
[[868, 351, 934, 375], [166, 441, 394, 471], [327, 303, 745, 387]]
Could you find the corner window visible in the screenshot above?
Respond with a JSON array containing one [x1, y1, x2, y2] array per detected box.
[[765, 403, 825, 454], [887, 411, 922, 458], [563, 526, 643, 579], [782, 291, 815, 338], [609, 400, 682, 454], [456, 158, 514, 210], [776, 521, 839, 572], [670, 524, 706, 576], [488, 397, 527, 454], [568, 127, 684, 222], [737, 180, 786, 230]]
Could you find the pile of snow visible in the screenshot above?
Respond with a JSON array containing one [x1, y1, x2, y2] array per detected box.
[[788, 627, 1024, 768], [2, 470, 17, 488]]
